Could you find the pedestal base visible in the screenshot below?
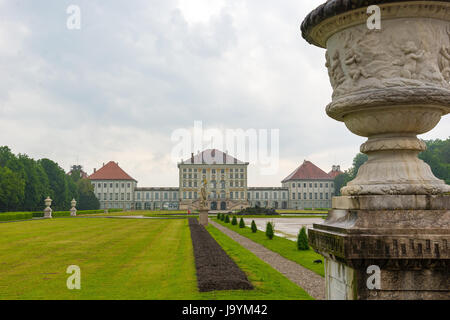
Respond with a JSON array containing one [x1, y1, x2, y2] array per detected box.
[[44, 208, 52, 219], [309, 196, 449, 300], [199, 210, 209, 226]]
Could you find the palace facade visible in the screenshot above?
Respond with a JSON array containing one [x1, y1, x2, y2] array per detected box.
[[88, 149, 342, 211]]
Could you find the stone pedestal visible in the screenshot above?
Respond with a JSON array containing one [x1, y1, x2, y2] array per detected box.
[[309, 196, 449, 299], [199, 209, 209, 226], [301, 0, 450, 299], [43, 207, 52, 219]]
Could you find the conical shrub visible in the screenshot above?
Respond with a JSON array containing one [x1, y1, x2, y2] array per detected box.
[[266, 221, 274, 240], [251, 220, 257, 233], [297, 226, 309, 250], [231, 216, 237, 225], [239, 217, 245, 228], [225, 215, 230, 223]]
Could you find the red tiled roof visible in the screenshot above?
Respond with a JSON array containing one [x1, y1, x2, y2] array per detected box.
[[282, 160, 331, 182], [328, 170, 343, 178], [88, 161, 136, 181]]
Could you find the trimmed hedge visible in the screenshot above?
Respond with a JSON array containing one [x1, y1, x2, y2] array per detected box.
[[7, 209, 124, 219], [0, 212, 33, 221]]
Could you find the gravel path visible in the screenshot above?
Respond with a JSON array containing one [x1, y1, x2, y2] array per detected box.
[[210, 220, 325, 300]]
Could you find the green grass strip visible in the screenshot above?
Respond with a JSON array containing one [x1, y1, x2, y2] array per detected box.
[[214, 219, 325, 277]]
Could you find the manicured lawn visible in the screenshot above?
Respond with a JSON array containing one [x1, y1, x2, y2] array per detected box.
[[202, 225, 313, 300], [214, 219, 325, 277], [0, 218, 313, 299]]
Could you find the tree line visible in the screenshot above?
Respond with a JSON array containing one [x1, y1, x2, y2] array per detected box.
[[0, 146, 99, 212], [334, 138, 450, 195]]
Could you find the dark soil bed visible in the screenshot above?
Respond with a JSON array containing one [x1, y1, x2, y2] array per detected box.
[[188, 218, 253, 292]]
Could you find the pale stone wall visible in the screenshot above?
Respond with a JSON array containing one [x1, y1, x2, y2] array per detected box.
[[91, 179, 137, 210], [282, 179, 334, 209]]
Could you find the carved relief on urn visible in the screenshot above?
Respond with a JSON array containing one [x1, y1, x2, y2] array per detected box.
[[302, 1, 450, 196]]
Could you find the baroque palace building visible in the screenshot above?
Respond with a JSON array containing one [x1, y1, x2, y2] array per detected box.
[[88, 149, 342, 211]]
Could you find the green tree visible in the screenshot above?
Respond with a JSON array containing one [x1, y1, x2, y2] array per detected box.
[[349, 153, 368, 179], [333, 171, 352, 196], [225, 215, 230, 223], [0, 167, 25, 212], [297, 226, 309, 250], [419, 138, 450, 184], [76, 179, 100, 210], [39, 159, 73, 210], [239, 217, 245, 228], [266, 221, 274, 240], [251, 220, 257, 233], [231, 216, 237, 225]]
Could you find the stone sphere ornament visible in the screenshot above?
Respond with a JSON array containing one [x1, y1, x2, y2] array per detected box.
[[302, 0, 450, 196]]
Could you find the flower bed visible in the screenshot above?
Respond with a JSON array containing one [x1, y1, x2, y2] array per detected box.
[[188, 218, 253, 292]]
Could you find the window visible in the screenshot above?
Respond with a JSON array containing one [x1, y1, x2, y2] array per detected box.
[[174, 192, 177, 199], [240, 174, 244, 179], [104, 193, 107, 200], [127, 193, 130, 200], [183, 174, 186, 178], [194, 192, 197, 199], [298, 183, 301, 187], [320, 193, 323, 199], [282, 193, 286, 199], [325, 193, 329, 199], [188, 174, 191, 179], [256, 193, 259, 199], [97, 183, 101, 188], [110, 183, 113, 188], [304, 193, 307, 199], [309, 193, 312, 200], [202, 169, 206, 173], [183, 182, 186, 187], [188, 168, 192, 172], [292, 193, 296, 199], [146, 193, 150, 200], [241, 192, 244, 199], [309, 183, 312, 188], [194, 181, 197, 187], [212, 169, 216, 174], [183, 168, 186, 172], [116, 193, 119, 200], [325, 183, 328, 188], [104, 183, 107, 188], [188, 192, 192, 199], [247, 192, 250, 199], [298, 193, 301, 200], [98, 193, 101, 199], [314, 183, 317, 188], [320, 183, 323, 188], [240, 168, 244, 172], [164, 193, 168, 200], [116, 183, 119, 188], [230, 181, 233, 187], [221, 169, 224, 173], [121, 193, 124, 200], [292, 183, 295, 188], [314, 193, 318, 200], [188, 181, 192, 187], [155, 193, 159, 200], [183, 192, 186, 199], [235, 192, 239, 199], [110, 193, 113, 200], [304, 183, 306, 188], [274, 193, 277, 199], [265, 192, 268, 199], [194, 174, 197, 179], [122, 183, 124, 188], [230, 192, 233, 199]]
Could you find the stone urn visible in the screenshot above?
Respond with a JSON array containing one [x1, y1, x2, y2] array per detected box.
[[70, 198, 77, 217], [302, 0, 450, 196], [44, 196, 52, 218], [301, 0, 450, 300]]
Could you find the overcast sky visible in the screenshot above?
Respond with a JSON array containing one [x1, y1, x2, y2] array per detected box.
[[0, 0, 448, 187]]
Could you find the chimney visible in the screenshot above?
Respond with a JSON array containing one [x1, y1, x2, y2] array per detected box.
[[337, 165, 341, 171], [191, 152, 194, 164], [94, 168, 96, 173], [103, 162, 105, 167], [223, 152, 226, 164]]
